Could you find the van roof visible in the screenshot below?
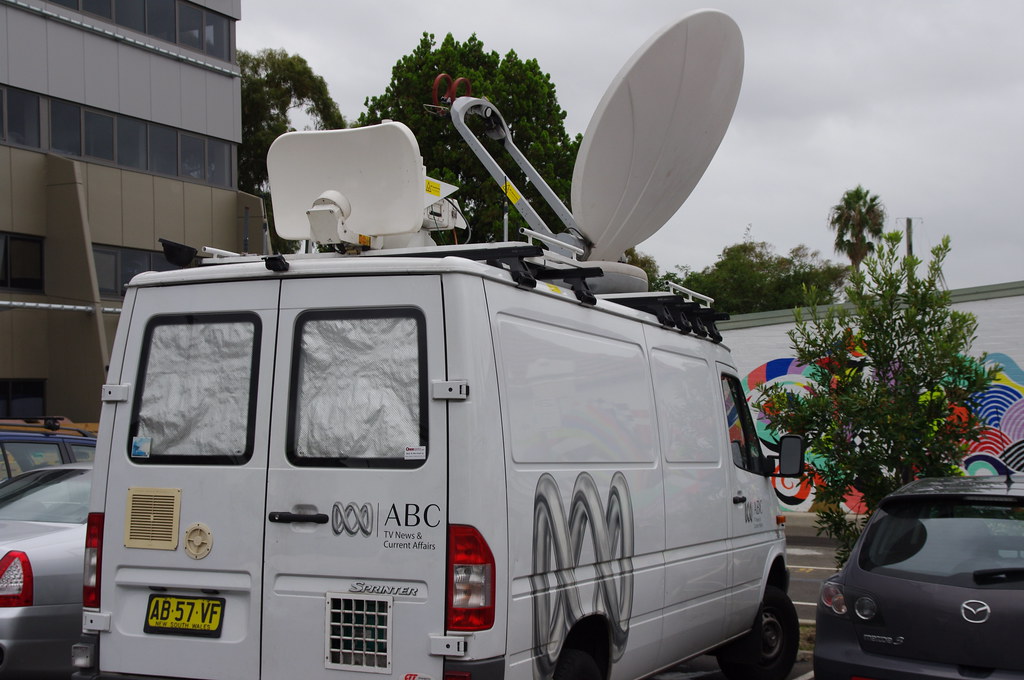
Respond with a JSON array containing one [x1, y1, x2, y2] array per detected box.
[[130, 244, 732, 346]]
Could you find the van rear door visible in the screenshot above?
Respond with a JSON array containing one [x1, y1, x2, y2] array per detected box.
[[261, 275, 449, 680], [98, 280, 280, 679]]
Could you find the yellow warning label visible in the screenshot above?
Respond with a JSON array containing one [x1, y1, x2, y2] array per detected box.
[[426, 179, 441, 197], [544, 283, 562, 294], [358, 234, 371, 247], [502, 181, 521, 205]]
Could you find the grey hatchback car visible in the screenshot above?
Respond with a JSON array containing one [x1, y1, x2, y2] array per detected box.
[[814, 474, 1024, 680]]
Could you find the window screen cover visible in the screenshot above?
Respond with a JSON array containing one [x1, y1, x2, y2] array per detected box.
[[289, 310, 426, 468], [131, 314, 260, 464]]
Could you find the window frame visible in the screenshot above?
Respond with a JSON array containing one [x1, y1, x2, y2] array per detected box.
[[128, 312, 262, 466], [286, 308, 429, 469]]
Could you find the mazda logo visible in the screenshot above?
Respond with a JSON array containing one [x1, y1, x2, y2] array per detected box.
[[961, 600, 991, 624], [331, 502, 373, 537]]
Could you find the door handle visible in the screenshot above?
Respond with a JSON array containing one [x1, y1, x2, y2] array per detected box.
[[268, 511, 329, 524], [732, 495, 747, 505]]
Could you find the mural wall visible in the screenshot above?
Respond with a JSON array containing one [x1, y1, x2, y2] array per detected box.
[[720, 282, 1024, 512]]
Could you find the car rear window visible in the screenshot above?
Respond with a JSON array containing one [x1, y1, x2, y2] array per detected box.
[[860, 497, 1024, 587], [0, 468, 91, 523], [0, 441, 63, 479]]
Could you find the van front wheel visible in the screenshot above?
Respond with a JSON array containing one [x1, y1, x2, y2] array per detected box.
[[718, 585, 798, 680], [553, 649, 601, 680]]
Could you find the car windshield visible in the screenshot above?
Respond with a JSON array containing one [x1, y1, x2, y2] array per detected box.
[[0, 468, 91, 524], [860, 496, 1024, 587]]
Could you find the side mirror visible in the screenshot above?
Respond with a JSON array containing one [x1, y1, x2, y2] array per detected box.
[[772, 434, 805, 478]]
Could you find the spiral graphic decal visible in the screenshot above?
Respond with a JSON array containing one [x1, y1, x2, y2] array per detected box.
[[531, 472, 634, 680], [331, 502, 374, 537]]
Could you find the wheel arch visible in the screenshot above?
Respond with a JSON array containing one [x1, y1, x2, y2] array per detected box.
[[559, 614, 611, 680]]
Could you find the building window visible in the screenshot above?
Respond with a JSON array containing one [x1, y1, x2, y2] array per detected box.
[[84, 110, 115, 161], [3, 90, 234, 189], [0, 380, 46, 418], [204, 12, 230, 61], [149, 124, 178, 176], [177, 3, 203, 50], [115, 0, 145, 32], [207, 138, 231, 187], [51, 100, 82, 156], [93, 245, 177, 297], [0, 233, 44, 292], [82, 0, 113, 19], [117, 116, 148, 169], [145, 0, 176, 43], [180, 133, 205, 180], [4, 89, 41, 148]]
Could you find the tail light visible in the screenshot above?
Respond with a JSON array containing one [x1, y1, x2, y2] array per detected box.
[[446, 524, 495, 631], [820, 581, 847, 616], [83, 512, 104, 608], [0, 551, 33, 607]]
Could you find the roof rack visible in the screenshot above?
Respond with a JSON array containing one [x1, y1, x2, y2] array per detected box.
[[601, 284, 730, 343], [382, 243, 604, 305], [0, 416, 97, 437]]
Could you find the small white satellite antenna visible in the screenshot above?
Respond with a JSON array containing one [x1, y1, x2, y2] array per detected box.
[[267, 122, 426, 246], [571, 10, 744, 262]]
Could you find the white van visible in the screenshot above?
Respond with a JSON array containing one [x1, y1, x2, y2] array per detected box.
[[71, 11, 805, 680]]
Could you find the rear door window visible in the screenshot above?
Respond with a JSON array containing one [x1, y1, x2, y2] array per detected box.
[[129, 314, 261, 464], [287, 309, 427, 468]]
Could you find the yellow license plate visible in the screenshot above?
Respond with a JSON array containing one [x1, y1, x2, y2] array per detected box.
[[144, 594, 225, 637]]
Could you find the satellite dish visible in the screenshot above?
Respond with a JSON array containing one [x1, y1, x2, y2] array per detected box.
[[267, 122, 426, 242], [571, 10, 744, 262]]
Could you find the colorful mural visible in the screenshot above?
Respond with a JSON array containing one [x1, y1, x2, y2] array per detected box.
[[743, 353, 1023, 512]]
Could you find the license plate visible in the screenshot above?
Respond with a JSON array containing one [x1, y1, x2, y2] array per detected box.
[[144, 594, 225, 637]]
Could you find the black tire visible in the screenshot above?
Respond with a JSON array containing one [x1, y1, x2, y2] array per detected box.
[[718, 585, 799, 680], [553, 648, 602, 680]]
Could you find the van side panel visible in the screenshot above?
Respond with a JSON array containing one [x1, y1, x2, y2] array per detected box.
[[648, 344, 732, 664], [484, 281, 665, 680]]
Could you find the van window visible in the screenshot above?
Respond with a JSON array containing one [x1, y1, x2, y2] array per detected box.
[[720, 374, 763, 472], [288, 310, 427, 468], [130, 314, 260, 464], [651, 349, 719, 463]]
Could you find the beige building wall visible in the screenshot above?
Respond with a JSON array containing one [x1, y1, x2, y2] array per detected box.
[[0, 145, 265, 422]]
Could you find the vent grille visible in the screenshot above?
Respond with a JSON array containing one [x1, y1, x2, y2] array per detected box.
[[326, 593, 391, 672], [124, 487, 181, 550]]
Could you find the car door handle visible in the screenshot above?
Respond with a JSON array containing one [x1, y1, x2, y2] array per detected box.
[[732, 495, 747, 504], [268, 511, 329, 524]]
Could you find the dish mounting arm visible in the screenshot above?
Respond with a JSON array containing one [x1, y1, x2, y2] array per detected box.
[[449, 97, 589, 258]]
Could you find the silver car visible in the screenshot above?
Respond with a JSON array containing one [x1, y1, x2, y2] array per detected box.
[[0, 464, 91, 678]]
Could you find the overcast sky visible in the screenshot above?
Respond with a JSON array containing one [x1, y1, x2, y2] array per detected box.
[[237, 0, 1023, 291]]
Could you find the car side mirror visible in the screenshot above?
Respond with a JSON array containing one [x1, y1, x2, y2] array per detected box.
[[772, 434, 805, 478]]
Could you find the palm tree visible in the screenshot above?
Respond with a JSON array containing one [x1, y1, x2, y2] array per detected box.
[[828, 185, 887, 271]]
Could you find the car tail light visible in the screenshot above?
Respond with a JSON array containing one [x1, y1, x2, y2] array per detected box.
[[83, 512, 104, 608], [446, 524, 495, 631], [0, 551, 33, 607], [820, 581, 847, 616]]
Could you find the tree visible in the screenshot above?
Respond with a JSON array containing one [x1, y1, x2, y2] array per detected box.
[[651, 237, 847, 314], [828, 185, 886, 271], [757, 232, 997, 564], [238, 49, 346, 250], [359, 33, 579, 244]]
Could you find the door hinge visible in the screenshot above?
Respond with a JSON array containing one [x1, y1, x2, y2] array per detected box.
[[83, 611, 111, 632], [429, 634, 467, 657], [101, 384, 130, 402], [432, 380, 469, 400]]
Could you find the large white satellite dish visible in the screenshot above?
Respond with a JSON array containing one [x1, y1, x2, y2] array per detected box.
[[571, 10, 744, 262], [267, 122, 426, 242]]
